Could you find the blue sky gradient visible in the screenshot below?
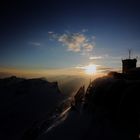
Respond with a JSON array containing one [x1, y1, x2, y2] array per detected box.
[[1, 0, 140, 76]]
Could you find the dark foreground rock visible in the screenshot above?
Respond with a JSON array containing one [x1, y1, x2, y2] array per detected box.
[[85, 75, 140, 140], [38, 73, 140, 140], [0, 73, 140, 140], [0, 76, 64, 140]]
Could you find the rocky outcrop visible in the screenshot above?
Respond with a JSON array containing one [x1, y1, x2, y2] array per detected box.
[[84, 74, 140, 139]]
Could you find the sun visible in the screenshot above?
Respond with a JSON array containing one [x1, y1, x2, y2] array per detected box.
[[85, 64, 96, 75]]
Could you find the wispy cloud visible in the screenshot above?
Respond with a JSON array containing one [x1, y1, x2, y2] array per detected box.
[[29, 41, 41, 47], [48, 31, 54, 34], [89, 56, 103, 60], [97, 67, 114, 73], [82, 43, 93, 52], [89, 54, 122, 60], [75, 64, 100, 70], [48, 30, 95, 53], [89, 54, 108, 60], [82, 29, 88, 32]]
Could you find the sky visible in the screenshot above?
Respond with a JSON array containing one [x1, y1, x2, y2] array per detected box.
[[1, 0, 140, 77]]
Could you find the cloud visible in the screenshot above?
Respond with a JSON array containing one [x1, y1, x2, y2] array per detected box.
[[97, 67, 114, 72], [83, 43, 94, 52], [89, 54, 108, 60], [75, 64, 99, 70], [48, 31, 54, 34], [89, 54, 122, 60], [58, 33, 94, 52], [58, 33, 86, 52], [89, 56, 103, 60], [82, 29, 88, 32], [48, 31, 59, 41], [49, 31, 95, 53], [29, 41, 41, 47]]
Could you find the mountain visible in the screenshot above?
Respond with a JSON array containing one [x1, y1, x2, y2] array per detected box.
[[37, 72, 140, 140], [84, 74, 140, 140], [47, 75, 90, 96], [0, 76, 64, 140], [1, 71, 140, 140]]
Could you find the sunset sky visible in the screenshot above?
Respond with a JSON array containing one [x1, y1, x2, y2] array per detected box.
[[1, 0, 140, 77]]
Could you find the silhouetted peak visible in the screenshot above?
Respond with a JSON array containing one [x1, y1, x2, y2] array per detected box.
[[84, 74, 140, 139], [74, 85, 85, 104]]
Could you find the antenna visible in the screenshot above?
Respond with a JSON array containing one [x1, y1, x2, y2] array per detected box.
[[128, 49, 132, 59]]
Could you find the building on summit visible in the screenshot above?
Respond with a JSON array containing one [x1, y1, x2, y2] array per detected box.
[[122, 49, 137, 73]]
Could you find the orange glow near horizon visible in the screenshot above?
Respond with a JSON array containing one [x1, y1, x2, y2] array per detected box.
[[0, 65, 107, 79]]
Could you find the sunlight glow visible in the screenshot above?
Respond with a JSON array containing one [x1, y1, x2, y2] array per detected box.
[[84, 64, 96, 75]]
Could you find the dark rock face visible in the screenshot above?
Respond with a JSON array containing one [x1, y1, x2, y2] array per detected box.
[[0, 76, 64, 140], [85, 76, 140, 139], [37, 74, 140, 140], [1, 74, 140, 140]]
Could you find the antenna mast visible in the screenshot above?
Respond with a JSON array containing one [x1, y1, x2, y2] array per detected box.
[[128, 49, 132, 59]]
